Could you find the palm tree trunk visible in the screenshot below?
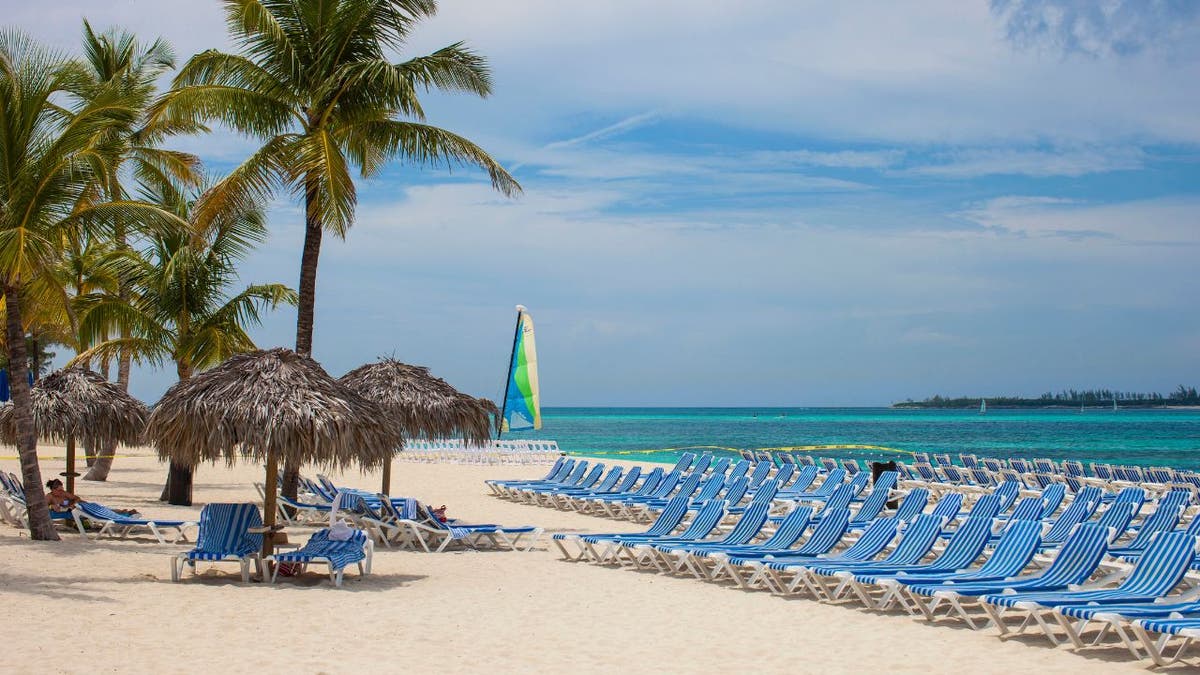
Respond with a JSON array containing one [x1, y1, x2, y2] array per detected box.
[[282, 172, 324, 503], [83, 354, 129, 482], [3, 284, 59, 540], [163, 362, 195, 505]]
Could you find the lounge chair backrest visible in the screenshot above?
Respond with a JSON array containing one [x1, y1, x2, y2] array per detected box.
[[970, 468, 995, 486], [1063, 460, 1085, 477], [929, 493, 963, 522], [1008, 496, 1045, 523], [942, 466, 968, 484], [793, 508, 851, 555], [1040, 483, 1067, 517], [633, 467, 664, 496], [911, 452, 930, 464], [933, 454, 952, 468], [972, 519, 1043, 578], [573, 464, 606, 489], [591, 467, 624, 494], [1034, 458, 1056, 474], [719, 502, 772, 545], [747, 461, 773, 489], [778, 452, 795, 464], [647, 470, 683, 498], [606, 466, 638, 495], [548, 459, 576, 483], [960, 454, 978, 469], [749, 478, 780, 505], [822, 484, 858, 513], [1112, 486, 1145, 515], [982, 458, 1003, 472], [671, 452, 697, 474], [1091, 463, 1114, 480], [839, 517, 899, 559], [1037, 523, 1111, 585], [559, 461, 590, 486], [690, 454, 713, 476], [820, 458, 838, 472], [541, 456, 567, 480], [1159, 490, 1192, 511], [707, 457, 731, 477], [1096, 501, 1136, 539], [194, 503, 262, 556], [772, 463, 795, 486], [933, 515, 997, 569], [787, 466, 819, 493], [796, 455, 815, 467], [740, 450, 754, 461], [814, 469, 846, 495], [1117, 531, 1200, 595], [1043, 495, 1100, 543], [841, 460, 860, 475], [645, 495, 693, 536], [674, 500, 727, 540], [721, 477, 752, 506], [1121, 504, 1183, 552], [760, 506, 815, 549], [993, 481, 1020, 511], [965, 494, 1002, 521], [894, 487, 930, 522], [851, 472, 897, 524], [844, 472, 870, 496], [678, 472, 713, 501], [1009, 458, 1031, 474], [78, 501, 128, 521], [317, 474, 338, 495], [914, 463, 940, 482], [880, 513, 943, 565]]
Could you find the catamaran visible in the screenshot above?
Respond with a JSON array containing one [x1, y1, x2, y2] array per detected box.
[[499, 305, 542, 434], [979, 399, 987, 415]]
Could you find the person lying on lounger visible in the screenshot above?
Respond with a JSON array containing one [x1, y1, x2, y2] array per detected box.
[[45, 479, 81, 512]]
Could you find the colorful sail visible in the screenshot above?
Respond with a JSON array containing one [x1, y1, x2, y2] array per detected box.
[[501, 306, 542, 432]]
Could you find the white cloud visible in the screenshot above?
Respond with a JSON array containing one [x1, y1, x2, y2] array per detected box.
[[963, 195, 1200, 243], [906, 146, 1146, 178]]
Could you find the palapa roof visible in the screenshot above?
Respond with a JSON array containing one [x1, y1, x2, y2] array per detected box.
[[146, 348, 402, 470], [0, 367, 148, 446], [339, 358, 496, 445]]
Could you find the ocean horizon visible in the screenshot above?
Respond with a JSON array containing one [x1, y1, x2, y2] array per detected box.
[[504, 406, 1200, 469]]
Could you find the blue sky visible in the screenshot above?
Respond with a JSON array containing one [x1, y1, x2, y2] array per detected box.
[[13, 0, 1200, 405]]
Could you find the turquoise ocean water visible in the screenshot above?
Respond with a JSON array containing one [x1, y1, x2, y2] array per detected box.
[[504, 407, 1200, 469]]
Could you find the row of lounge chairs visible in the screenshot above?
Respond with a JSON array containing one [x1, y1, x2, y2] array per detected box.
[[492, 452, 1200, 666], [398, 439, 562, 465], [0, 471, 195, 543]]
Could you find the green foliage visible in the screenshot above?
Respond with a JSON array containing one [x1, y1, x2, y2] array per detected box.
[[896, 387, 1200, 408]]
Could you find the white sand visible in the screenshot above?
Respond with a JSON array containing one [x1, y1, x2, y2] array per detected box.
[[0, 447, 1158, 673]]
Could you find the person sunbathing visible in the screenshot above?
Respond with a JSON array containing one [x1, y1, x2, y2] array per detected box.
[[45, 479, 81, 512]]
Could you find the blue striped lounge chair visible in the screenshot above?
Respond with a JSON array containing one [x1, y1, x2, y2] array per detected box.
[[784, 469, 846, 501], [819, 457, 839, 472], [739, 449, 755, 461], [557, 494, 692, 562], [652, 502, 774, 576], [620, 500, 727, 568], [960, 454, 979, 469], [840, 460, 860, 475], [767, 516, 906, 597], [933, 454, 953, 468], [489, 458, 577, 498], [171, 503, 264, 582], [485, 455, 567, 494], [893, 487, 930, 523], [777, 465, 818, 496], [406, 503, 543, 553], [1039, 483, 1067, 518], [578, 467, 666, 515], [1063, 460, 1086, 477], [911, 452, 930, 465], [1107, 504, 1183, 558], [1054, 597, 1200, 659], [847, 471, 897, 527], [705, 506, 815, 585], [905, 523, 1112, 630], [980, 531, 1200, 646], [912, 463, 942, 483], [625, 473, 708, 521], [981, 458, 1004, 473], [940, 466, 972, 486], [546, 467, 626, 509], [517, 463, 606, 505], [795, 455, 816, 467], [594, 469, 683, 518], [969, 468, 996, 487], [1033, 458, 1057, 474], [727, 508, 853, 590], [1092, 463, 1115, 481], [1131, 616, 1200, 667], [790, 513, 946, 599], [841, 515, 999, 609], [73, 502, 196, 544], [906, 520, 1044, 621], [268, 527, 373, 587]]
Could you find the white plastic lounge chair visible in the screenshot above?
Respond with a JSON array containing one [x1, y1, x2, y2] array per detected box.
[[171, 503, 264, 582]]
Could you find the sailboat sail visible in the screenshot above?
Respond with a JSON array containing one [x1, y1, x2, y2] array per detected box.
[[500, 305, 542, 432], [979, 399, 987, 414]]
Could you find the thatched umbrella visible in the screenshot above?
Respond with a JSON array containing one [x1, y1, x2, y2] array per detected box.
[[339, 358, 496, 494], [0, 367, 148, 492], [146, 348, 403, 558]]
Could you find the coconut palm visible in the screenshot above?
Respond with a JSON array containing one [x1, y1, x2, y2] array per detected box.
[[0, 30, 184, 540], [73, 22, 203, 481], [74, 181, 297, 504], [151, 0, 521, 499]]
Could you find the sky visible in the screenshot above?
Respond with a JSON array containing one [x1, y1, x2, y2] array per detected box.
[[10, 0, 1200, 406]]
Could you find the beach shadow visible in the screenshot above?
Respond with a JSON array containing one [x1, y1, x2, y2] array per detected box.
[[0, 571, 162, 603]]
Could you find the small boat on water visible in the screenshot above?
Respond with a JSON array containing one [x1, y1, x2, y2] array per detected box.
[[499, 305, 542, 434], [979, 399, 987, 415]]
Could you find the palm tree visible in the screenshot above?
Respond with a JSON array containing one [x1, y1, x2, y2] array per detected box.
[[0, 30, 183, 540], [74, 22, 202, 482], [74, 181, 297, 504], [152, 0, 521, 499]]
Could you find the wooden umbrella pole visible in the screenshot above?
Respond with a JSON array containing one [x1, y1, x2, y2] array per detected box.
[[262, 450, 279, 560], [65, 436, 76, 493], [381, 459, 391, 496]]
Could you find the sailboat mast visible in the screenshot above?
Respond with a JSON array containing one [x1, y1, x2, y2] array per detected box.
[[497, 305, 525, 439]]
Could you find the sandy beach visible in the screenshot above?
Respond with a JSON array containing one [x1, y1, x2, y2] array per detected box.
[[0, 448, 1161, 674]]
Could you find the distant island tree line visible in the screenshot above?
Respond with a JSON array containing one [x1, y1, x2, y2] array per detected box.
[[894, 386, 1200, 409]]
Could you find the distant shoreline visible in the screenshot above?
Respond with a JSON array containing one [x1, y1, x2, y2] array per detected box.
[[892, 403, 1200, 410]]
